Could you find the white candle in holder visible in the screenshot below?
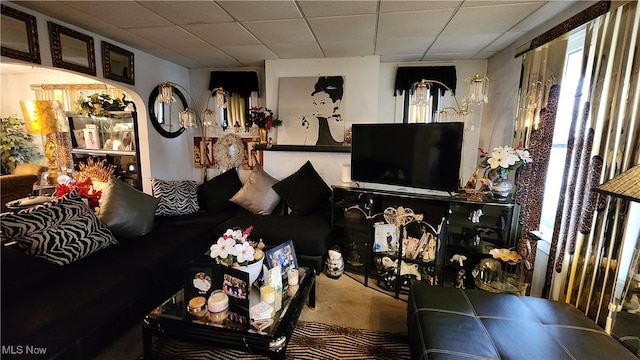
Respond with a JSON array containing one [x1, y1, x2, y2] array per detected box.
[[288, 269, 299, 286], [260, 285, 275, 304], [207, 290, 229, 313]]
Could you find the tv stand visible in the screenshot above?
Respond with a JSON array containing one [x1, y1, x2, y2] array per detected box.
[[331, 185, 520, 293]]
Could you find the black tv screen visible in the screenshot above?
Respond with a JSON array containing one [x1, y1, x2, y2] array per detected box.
[[351, 122, 463, 192]]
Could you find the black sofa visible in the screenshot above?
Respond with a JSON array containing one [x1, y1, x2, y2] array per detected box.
[[1, 163, 332, 360], [408, 284, 636, 360]]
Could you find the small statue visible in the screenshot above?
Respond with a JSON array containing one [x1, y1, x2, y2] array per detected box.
[[456, 269, 466, 289], [450, 254, 467, 267]]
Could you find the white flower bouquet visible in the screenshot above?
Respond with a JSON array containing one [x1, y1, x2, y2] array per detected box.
[[208, 226, 265, 267], [478, 143, 532, 178]]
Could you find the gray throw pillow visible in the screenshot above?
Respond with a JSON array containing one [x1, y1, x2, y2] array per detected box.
[[151, 178, 200, 216], [230, 165, 281, 215], [98, 176, 159, 238], [0, 191, 117, 266]]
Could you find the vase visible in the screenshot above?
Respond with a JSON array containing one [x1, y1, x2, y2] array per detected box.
[[258, 127, 268, 144], [490, 174, 513, 200], [238, 258, 264, 285]]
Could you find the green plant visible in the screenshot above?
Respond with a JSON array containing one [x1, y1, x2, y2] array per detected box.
[[77, 93, 125, 117], [0, 115, 42, 175]]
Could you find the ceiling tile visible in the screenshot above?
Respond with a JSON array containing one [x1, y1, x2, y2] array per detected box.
[[472, 51, 497, 60], [97, 28, 164, 51], [138, 1, 233, 25], [17, 1, 116, 30], [298, 0, 377, 17], [511, 1, 578, 32], [375, 37, 434, 56], [171, 46, 241, 67], [217, 44, 278, 65], [60, 1, 172, 29], [216, 1, 302, 21], [308, 14, 376, 42], [320, 40, 375, 57], [379, 54, 425, 63], [422, 52, 479, 61], [243, 19, 315, 44], [128, 26, 209, 48], [182, 23, 260, 46], [378, 9, 454, 39], [484, 31, 527, 52], [269, 43, 324, 58], [442, 2, 544, 36], [145, 48, 205, 68], [379, 1, 458, 13], [429, 34, 500, 54]]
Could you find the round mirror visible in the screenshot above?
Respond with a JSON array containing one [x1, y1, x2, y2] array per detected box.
[[148, 85, 188, 138]]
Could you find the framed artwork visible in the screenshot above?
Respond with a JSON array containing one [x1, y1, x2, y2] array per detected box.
[[72, 129, 86, 148], [1, 5, 41, 64], [243, 139, 262, 170], [48, 21, 96, 76], [374, 223, 397, 253], [277, 76, 347, 147], [83, 127, 100, 149], [265, 240, 298, 282], [184, 257, 217, 301], [204, 136, 262, 170], [101, 41, 134, 85], [193, 137, 203, 168]]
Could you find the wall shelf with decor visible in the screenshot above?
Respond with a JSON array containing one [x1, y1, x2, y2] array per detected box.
[[67, 111, 141, 190], [254, 144, 350, 153], [331, 185, 520, 295]]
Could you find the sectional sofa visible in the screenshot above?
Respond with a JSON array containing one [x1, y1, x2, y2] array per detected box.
[[0, 161, 332, 360]]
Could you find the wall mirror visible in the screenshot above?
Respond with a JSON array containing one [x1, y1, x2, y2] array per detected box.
[[48, 21, 96, 76], [1, 5, 41, 64], [148, 85, 187, 138], [102, 41, 134, 85]]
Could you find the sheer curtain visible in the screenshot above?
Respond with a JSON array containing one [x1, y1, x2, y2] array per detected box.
[[514, 1, 639, 333]]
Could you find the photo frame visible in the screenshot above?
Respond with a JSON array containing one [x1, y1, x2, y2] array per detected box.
[[48, 21, 96, 76], [265, 240, 299, 282], [101, 41, 134, 85], [221, 266, 250, 310], [1, 5, 41, 64], [184, 256, 217, 301], [193, 137, 203, 168], [83, 127, 100, 149], [72, 129, 86, 149]]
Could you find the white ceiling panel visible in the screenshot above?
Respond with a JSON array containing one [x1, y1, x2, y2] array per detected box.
[[7, 0, 589, 68], [182, 23, 260, 46], [138, 1, 233, 25], [308, 14, 377, 42], [377, 9, 455, 39], [243, 19, 315, 44]]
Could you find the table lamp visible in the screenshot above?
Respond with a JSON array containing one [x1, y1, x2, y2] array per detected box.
[[20, 100, 69, 185]]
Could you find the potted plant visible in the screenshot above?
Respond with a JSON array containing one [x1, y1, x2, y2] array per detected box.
[[0, 115, 42, 175]]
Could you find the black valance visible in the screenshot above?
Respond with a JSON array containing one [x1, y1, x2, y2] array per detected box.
[[394, 66, 457, 96], [208, 71, 259, 98]]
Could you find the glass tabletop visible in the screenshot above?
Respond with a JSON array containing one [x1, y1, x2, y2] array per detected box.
[[148, 267, 310, 336]]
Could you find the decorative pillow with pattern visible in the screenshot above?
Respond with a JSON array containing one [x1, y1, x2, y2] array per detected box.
[[151, 178, 200, 216], [0, 191, 117, 266]]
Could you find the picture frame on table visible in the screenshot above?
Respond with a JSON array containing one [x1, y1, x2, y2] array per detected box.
[[265, 240, 298, 282], [184, 263, 215, 301], [221, 266, 250, 310]]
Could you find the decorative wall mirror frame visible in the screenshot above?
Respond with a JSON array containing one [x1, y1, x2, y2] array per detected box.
[[101, 41, 134, 85], [48, 21, 96, 76], [1, 5, 41, 64], [148, 85, 187, 138]]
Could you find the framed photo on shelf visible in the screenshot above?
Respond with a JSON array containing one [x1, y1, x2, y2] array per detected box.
[[265, 240, 298, 282], [72, 129, 86, 148], [374, 223, 397, 253], [84, 127, 100, 149]]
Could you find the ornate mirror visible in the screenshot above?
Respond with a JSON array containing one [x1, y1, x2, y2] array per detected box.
[[148, 85, 187, 138]]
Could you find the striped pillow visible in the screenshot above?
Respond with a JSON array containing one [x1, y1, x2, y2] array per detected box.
[[151, 179, 200, 216], [0, 191, 117, 266]]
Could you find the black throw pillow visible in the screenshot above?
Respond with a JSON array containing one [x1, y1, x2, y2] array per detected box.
[[272, 161, 332, 215], [198, 168, 243, 212]]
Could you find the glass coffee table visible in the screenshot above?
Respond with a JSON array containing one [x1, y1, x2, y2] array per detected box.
[[142, 267, 316, 360]]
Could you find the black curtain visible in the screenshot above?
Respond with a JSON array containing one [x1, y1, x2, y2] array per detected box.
[[394, 66, 457, 96], [208, 71, 259, 98]]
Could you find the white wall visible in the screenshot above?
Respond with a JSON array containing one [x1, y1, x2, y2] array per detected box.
[[0, 3, 191, 193]]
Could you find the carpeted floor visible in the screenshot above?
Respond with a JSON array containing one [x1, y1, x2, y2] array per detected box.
[[143, 321, 410, 360], [93, 272, 409, 359]]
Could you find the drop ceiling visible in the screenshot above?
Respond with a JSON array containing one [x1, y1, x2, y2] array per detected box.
[[10, 0, 582, 68]]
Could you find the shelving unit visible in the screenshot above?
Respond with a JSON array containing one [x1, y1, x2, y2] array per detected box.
[[331, 185, 520, 293], [67, 111, 142, 189]]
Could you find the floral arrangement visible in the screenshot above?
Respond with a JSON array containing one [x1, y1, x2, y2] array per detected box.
[[478, 143, 532, 178], [55, 176, 102, 210], [208, 226, 265, 267], [248, 107, 282, 130], [77, 93, 125, 117]]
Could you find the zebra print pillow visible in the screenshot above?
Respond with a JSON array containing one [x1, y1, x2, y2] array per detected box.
[[151, 179, 200, 216], [0, 191, 117, 266]]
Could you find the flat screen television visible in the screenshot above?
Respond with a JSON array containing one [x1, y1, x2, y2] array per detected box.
[[351, 122, 464, 193]]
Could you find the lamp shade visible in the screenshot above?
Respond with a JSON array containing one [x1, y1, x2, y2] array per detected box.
[[594, 164, 640, 203], [20, 100, 69, 135]]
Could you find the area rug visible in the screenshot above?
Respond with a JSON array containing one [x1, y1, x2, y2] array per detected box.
[[144, 321, 411, 359]]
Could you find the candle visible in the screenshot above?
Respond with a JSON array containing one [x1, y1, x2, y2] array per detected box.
[[288, 269, 299, 286], [188, 296, 206, 314], [260, 285, 275, 304], [207, 290, 228, 313]]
